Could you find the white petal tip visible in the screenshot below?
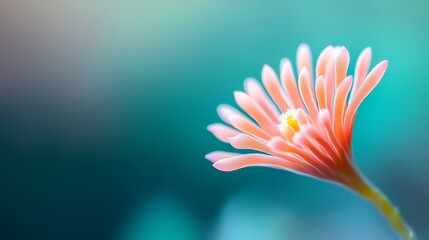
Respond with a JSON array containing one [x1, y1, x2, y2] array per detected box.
[[233, 91, 245, 99], [213, 161, 235, 172], [299, 66, 309, 76], [206, 124, 216, 132], [363, 47, 372, 53], [298, 43, 310, 50], [262, 64, 275, 77], [205, 153, 217, 162]]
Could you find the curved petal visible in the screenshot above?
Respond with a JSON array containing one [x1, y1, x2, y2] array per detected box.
[[324, 58, 336, 113], [315, 76, 327, 109], [296, 108, 311, 126], [316, 45, 334, 77], [333, 76, 352, 149], [345, 61, 388, 134], [300, 125, 341, 166], [262, 65, 291, 112], [244, 78, 279, 122], [317, 109, 347, 159], [268, 137, 324, 178], [227, 133, 271, 154], [269, 136, 333, 179], [351, 47, 372, 98], [205, 151, 240, 163], [234, 91, 280, 136], [335, 47, 350, 87], [278, 124, 296, 141], [297, 43, 314, 83], [228, 114, 271, 141], [298, 68, 319, 119], [207, 123, 240, 143], [213, 153, 313, 175], [217, 104, 243, 125], [281, 59, 305, 109], [293, 128, 331, 165]]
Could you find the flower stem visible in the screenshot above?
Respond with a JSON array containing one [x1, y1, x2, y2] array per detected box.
[[352, 178, 416, 240]]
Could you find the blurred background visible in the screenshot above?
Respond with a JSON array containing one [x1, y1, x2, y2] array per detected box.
[[0, 0, 428, 239]]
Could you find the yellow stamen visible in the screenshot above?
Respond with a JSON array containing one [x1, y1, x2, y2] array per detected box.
[[280, 109, 299, 131]]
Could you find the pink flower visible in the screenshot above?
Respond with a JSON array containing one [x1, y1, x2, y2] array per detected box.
[[206, 45, 416, 239], [207, 44, 384, 186]]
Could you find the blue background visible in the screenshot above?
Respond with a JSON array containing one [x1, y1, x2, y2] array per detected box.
[[0, 0, 427, 239]]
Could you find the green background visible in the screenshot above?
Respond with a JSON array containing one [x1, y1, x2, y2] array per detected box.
[[0, 0, 428, 239]]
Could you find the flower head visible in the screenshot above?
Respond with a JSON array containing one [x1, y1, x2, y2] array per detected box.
[[206, 44, 388, 188], [206, 45, 417, 239]]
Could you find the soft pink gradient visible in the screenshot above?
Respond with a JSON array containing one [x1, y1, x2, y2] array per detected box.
[[206, 44, 388, 188]]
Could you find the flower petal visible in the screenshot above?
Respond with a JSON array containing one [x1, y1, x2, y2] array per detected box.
[[294, 126, 332, 166], [298, 68, 318, 119], [262, 65, 291, 112], [244, 78, 279, 121], [296, 108, 311, 126], [316, 45, 334, 77], [300, 125, 340, 165], [268, 137, 325, 178], [207, 123, 240, 143], [278, 124, 296, 141], [297, 43, 314, 83], [317, 109, 346, 158], [217, 104, 243, 125], [345, 60, 388, 134], [315, 76, 327, 109], [333, 76, 352, 149], [213, 153, 313, 175], [227, 133, 271, 154], [351, 47, 372, 98], [234, 91, 280, 136], [324, 58, 336, 113], [268, 137, 329, 178], [228, 114, 271, 141], [281, 59, 305, 109], [205, 151, 240, 163], [335, 47, 350, 87]]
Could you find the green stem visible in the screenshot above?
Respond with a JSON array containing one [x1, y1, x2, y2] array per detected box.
[[350, 177, 416, 240]]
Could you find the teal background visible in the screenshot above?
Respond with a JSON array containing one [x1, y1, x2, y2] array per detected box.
[[0, 0, 428, 239]]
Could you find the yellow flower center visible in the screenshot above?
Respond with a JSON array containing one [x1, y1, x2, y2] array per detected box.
[[280, 109, 299, 131]]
